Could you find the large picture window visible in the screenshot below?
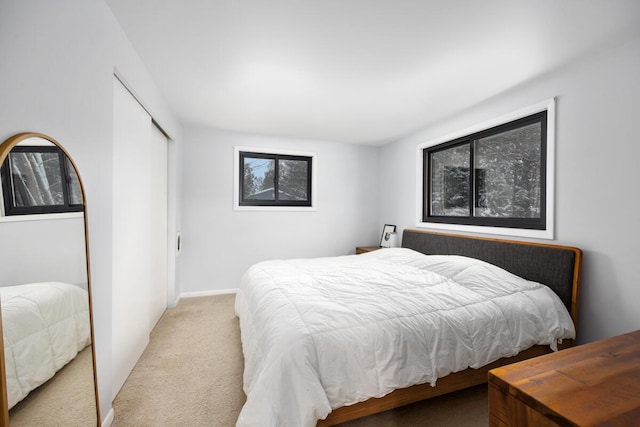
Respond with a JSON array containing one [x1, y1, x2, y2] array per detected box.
[[419, 100, 555, 238], [1, 145, 83, 216], [237, 150, 314, 208]]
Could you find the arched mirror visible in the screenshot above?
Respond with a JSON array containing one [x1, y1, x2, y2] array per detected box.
[[0, 132, 99, 426]]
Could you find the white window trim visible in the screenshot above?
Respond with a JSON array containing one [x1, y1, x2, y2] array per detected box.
[[233, 146, 318, 211], [0, 212, 83, 223], [415, 98, 556, 240]]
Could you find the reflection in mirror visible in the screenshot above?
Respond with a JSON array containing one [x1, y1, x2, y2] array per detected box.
[[0, 133, 99, 426]]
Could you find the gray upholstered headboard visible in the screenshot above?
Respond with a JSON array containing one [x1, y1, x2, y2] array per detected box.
[[402, 229, 582, 325]]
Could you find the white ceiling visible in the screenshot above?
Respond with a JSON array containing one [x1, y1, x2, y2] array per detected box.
[[106, 0, 640, 145]]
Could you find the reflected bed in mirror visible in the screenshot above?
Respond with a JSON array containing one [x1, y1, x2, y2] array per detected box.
[[0, 133, 100, 426]]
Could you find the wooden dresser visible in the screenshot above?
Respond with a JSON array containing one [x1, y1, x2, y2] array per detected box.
[[488, 330, 640, 426]]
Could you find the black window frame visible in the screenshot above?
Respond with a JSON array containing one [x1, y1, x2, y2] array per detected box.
[[239, 151, 313, 207], [423, 111, 547, 230], [1, 145, 84, 216]]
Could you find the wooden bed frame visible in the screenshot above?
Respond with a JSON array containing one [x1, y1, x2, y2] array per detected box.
[[317, 229, 582, 426]]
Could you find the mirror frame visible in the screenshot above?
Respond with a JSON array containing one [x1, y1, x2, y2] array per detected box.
[[0, 132, 101, 426]]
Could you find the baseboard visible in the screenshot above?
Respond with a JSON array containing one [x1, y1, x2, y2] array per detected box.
[[180, 288, 238, 299], [102, 408, 115, 427], [167, 296, 180, 308]]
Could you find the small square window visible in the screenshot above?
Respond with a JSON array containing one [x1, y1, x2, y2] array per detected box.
[[237, 149, 314, 208]]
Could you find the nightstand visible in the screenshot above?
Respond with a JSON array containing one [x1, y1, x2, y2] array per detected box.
[[488, 330, 640, 426], [355, 246, 382, 254]]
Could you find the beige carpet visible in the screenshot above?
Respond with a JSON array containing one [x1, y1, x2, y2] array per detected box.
[[10, 346, 98, 426], [112, 294, 488, 426]]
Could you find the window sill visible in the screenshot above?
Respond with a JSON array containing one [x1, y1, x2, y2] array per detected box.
[[233, 205, 317, 212], [415, 221, 553, 240], [0, 212, 83, 223]]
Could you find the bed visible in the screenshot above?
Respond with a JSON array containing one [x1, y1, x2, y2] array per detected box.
[[0, 282, 92, 409], [235, 230, 582, 426]]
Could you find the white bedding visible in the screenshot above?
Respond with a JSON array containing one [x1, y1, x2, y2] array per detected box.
[[1, 282, 91, 409], [235, 248, 575, 427]]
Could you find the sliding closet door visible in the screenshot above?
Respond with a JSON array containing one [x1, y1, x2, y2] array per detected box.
[[149, 124, 168, 329], [112, 77, 152, 399]]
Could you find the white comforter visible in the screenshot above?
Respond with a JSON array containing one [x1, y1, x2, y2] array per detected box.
[[1, 282, 91, 409], [235, 248, 575, 427]]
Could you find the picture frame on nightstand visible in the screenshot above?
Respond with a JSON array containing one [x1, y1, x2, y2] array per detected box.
[[380, 224, 396, 248]]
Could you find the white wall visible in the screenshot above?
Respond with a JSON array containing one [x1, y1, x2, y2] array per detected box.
[[180, 128, 380, 294], [379, 35, 640, 345], [0, 216, 86, 287], [0, 0, 182, 422]]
